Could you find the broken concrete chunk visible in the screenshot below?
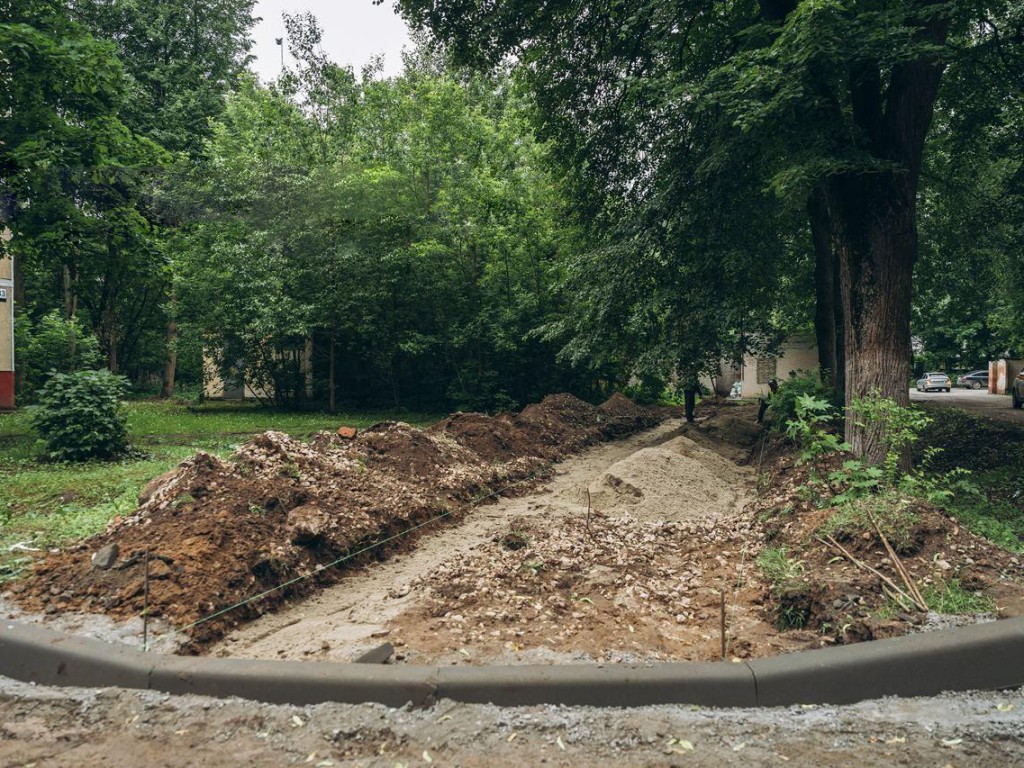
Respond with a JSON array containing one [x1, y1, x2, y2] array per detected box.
[[91, 543, 119, 569], [352, 642, 394, 664]]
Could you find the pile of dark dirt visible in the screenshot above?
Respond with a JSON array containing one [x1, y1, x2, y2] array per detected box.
[[513, 393, 608, 457], [597, 393, 663, 437], [427, 413, 537, 463], [9, 393, 670, 649]]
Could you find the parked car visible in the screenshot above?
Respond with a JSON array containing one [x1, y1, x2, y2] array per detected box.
[[958, 369, 990, 390], [1012, 372, 1024, 409], [916, 372, 952, 392]]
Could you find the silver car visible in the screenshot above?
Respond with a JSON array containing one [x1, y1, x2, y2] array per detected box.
[[916, 372, 952, 392], [1012, 372, 1024, 409]]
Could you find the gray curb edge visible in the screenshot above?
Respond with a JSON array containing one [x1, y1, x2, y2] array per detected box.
[[2, 618, 1023, 708]]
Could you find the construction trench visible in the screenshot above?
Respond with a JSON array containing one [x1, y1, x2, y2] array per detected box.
[[2, 395, 1024, 710]]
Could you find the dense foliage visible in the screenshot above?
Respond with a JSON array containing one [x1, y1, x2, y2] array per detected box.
[[395, 0, 1024, 459], [29, 370, 130, 461], [3, 0, 1023, 435], [15, 311, 103, 398], [165, 24, 589, 410]]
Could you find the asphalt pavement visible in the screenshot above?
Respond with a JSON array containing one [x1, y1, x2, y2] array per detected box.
[[910, 387, 1024, 426]]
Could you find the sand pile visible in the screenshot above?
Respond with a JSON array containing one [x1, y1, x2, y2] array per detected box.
[[587, 436, 751, 521], [11, 393, 671, 647]]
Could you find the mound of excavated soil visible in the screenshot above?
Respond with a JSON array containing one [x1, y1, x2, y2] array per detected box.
[[428, 413, 537, 463], [752, 442, 1024, 645], [9, 393, 670, 648], [587, 436, 751, 521], [513, 393, 607, 457], [598, 393, 663, 437]]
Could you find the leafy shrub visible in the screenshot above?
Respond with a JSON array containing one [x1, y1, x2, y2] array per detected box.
[[771, 371, 840, 431], [16, 311, 103, 398], [29, 370, 130, 461]]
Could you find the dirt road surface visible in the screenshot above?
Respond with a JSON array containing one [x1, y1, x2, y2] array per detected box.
[[911, 388, 1023, 425], [2, 674, 1022, 767]]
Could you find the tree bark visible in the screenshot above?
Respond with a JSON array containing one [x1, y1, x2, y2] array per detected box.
[[808, 187, 843, 398], [328, 333, 336, 414], [62, 264, 77, 321], [828, 171, 917, 462], [160, 319, 177, 398], [825, 14, 949, 464]]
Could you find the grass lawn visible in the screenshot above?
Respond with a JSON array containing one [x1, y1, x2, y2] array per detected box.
[[914, 404, 1024, 554], [0, 400, 442, 578]]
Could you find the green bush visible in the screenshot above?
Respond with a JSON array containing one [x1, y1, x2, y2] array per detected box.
[[771, 371, 840, 431], [29, 370, 131, 461], [16, 311, 103, 398]]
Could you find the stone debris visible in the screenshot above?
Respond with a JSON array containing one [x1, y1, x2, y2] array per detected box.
[[90, 544, 119, 570]]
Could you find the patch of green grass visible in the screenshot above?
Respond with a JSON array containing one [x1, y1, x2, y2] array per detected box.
[[939, 467, 1024, 553], [757, 546, 813, 630], [819, 495, 918, 552], [923, 578, 996, 615], [757, 546, 804, 587], [0, 399, 443, 573]]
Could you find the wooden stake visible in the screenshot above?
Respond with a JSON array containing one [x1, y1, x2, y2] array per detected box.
[[868, 510, 927, 609]]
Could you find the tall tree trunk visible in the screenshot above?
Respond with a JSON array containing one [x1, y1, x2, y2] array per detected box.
[[62, 264, 76, 321], [808, 187, 842, 397], [62, 263, 77, 362], [828, 172, 917, 464], [328, 333, 336, 414], [160, 319, 178, 398], [827, 18, 949, 463], [100, 269, 119, 374]]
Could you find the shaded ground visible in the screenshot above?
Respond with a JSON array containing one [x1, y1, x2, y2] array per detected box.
[[2, 675, 1022, 767]]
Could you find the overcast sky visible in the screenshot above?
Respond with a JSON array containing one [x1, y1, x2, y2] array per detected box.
[[249, 0, 413, 83]]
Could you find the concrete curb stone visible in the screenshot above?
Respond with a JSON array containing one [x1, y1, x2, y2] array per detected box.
[[2, 618, 1022, 708]]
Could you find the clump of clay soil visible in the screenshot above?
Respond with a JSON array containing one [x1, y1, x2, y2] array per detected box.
[[9, 393, 669, 649]]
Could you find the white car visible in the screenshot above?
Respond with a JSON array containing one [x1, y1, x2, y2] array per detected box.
[[916, 372, 952, 392]]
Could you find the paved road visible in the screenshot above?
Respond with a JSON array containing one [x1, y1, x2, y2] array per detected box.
[[910, 387, 1024, 426]]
